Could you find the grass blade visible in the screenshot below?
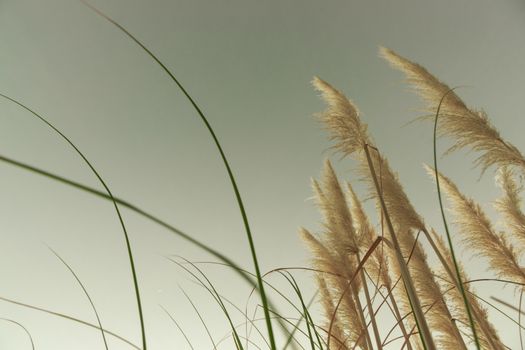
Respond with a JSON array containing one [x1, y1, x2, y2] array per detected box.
[[279, 271, 320, 350], [79, 2, 277, 347], [431, 88, 481, 349], [160, 305, 195, 350], [0, 295, 139, 349], [179, 287, 218, 349], [0, 153, 255, 287], [167, 257, 245, 349], [0, 318, 35, 350], [0, 93, 146, 349], [47, 245, 108, 349]]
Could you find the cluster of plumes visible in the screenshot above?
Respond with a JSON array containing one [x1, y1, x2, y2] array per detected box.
[[383, 45, 525, 286], [299, 160, 370, 349], [310, 76, 468, 349], [301, 48, 524, 349]]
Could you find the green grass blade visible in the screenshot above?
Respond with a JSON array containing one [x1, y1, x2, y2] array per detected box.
[[179, 287, 218, 349], [0, 94, 146, 349], [0, 153, 258, 290], [46, 245, 108, 349], [431, 88, 481, 349], [79, 2, 276, 347], [279, 272, 319, 350], [177, 260, 312, 348], [167, 257, 244, 349], [160, 305, 195, 350], [0, 318, 35, 350], [0, 295, 139, 349]]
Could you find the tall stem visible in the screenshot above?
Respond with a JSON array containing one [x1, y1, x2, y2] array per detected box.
[[357, 253, 383, 350], [387, 289, 414, 350], [432, 88, 481, 349], [363, 145, 436, 350]]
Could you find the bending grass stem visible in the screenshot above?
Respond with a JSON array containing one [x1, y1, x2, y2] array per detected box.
[[432, 88, 481, 349], [363, 144, 435, 350], [0, 93, 146, 349], [0, 295, 140, 350], [47, 245, 109, 350], [79, 2, 276, 347], [0, 152, 298, 345], [0, 318, 35, 350]]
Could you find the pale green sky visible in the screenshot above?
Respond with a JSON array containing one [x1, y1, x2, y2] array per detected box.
[[0, 0, 524, 349]]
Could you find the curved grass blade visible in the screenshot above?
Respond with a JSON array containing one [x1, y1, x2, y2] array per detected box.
[[179, 287, 218, 349], [176, 263, 309, 350], [431, 88, 480, 349], [0, 318, 35, 350], [160, 305, 195, 350], [0, 153, 255, 287], [211, 294, 271, 350], [286, 290, 323, 350], [174, 259, 305, 347], [279, 271, 321, 350], [0, 94, 146, 349], [78, 2, 276, 347], [0, 295, 139, 349], [46, 245, 108, 349], [167, 257, 244, 349], [0, 153, 296, 343]]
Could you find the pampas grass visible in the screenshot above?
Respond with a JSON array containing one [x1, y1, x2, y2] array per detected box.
[[4, 4, 524, 348], [301, 48, 525, 349], [427, 165, 525, 286], [380, 47, 525, 174]]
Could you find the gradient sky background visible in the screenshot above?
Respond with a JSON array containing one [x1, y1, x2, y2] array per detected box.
[[0, 0, 524, 349]]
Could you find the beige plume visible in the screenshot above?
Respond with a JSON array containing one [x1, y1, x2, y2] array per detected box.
[[425, 165, 525, 286], [380, 47, 525, 174], [312, 76, 371, 158], [313, 76, 465, 349], [316, 275, 349, 349], [299, 224, 367, 348], [495, 167, 525, 251]]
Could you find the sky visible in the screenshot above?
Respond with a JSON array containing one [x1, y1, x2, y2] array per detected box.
[[0, 0, 524, 349]]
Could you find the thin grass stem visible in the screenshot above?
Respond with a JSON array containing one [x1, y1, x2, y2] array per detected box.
[[79, 2, 277, 347], [364, 144, 435, 350], [0, 93, 146, 349], [0, 318, 35, 350], [0, 295, 139, 349], [46, 245, 109, 350], [431, 87, 481, 349]]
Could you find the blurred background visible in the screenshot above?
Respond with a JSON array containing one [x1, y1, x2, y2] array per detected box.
[[0, 0, 524, 348]]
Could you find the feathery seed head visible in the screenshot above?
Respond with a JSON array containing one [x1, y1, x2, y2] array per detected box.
[[312, 76, 372, 158], [382, 47, 525, 174]]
